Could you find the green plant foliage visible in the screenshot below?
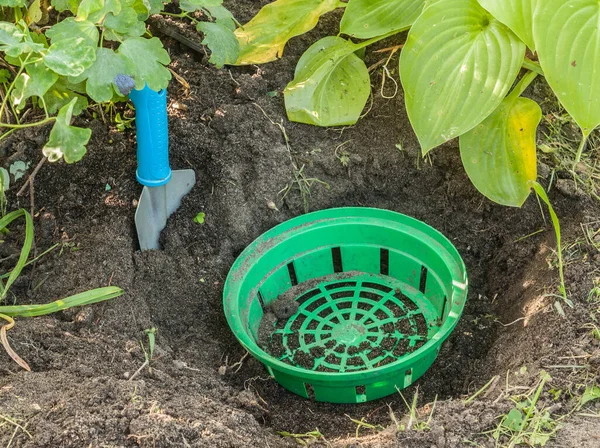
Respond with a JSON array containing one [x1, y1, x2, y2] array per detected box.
[[43, 98, 92, 163], [340, 0, 423, 39], [284, 36, 370, 126], [233, 0, 340, 65], [400, 0, 525, 153], [534, 0, 600, 137], [477, 0, 538, 50], [460, 72, 541, 207], [0, 0, 238, 163], [197, 22, 240, 68]]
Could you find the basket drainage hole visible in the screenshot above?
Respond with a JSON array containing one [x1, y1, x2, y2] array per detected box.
[[305, 383, 315, 400], [356, 385, 367, 403]]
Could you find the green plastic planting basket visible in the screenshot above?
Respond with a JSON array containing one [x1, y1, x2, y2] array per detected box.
[[223, 208, 467, 403]]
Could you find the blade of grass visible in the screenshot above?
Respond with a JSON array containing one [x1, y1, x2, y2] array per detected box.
[[0, 286, 124, 317], [530, 182, 569, 305], [0, 209, 33, 301]]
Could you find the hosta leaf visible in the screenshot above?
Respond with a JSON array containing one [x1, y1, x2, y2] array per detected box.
[[46, 18, 99, 47], [43, 98, 92, 164], [340, 0, 424, 39], [534, 0, 600, 136], [11, 61, 59, 110], [75, 48, 135, 102], [196, 22, 239, 68], [44, 37, 96, 76], [118, 37, 171, 91], [76, 0, 121, 23], [460, 92, 541, 207], [284, 36, 370, 127], [234, 0, 340, 65], [400, 0, 525, 154], [478, 0, 538, 50], [0, 22, 44, 57]]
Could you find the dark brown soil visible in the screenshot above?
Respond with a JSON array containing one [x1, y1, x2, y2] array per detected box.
[[1, 1, 600, 447]]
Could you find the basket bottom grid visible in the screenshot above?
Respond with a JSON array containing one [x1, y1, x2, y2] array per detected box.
[[259, 272, 441, 374]]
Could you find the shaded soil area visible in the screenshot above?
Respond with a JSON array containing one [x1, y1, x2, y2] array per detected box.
[[1, 2, 600, 447]]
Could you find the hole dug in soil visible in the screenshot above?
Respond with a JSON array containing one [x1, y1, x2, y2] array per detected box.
[[1, 4, 599, 445]]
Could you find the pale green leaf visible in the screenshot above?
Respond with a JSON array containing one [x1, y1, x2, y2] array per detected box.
[[118, 37, 171, 91], [104, 6, 147, 39], [0, 22, 44, 57], [43, 80, 88, 115], [44, 37, 96, 76], [460, 93, 541, 207], [340, 0, 424, 39], [234, 0, 340, 65], [504, 409, 524, 431], [400, 0, 525, 153], [76, 0, 121, 23], [11, 61, 59, 110], [46, 18, 99, 47], [43, 98, 92, 164], [76, 48, 135, 102], [534, 0, 600, 136], [0, 0, 27, 6], [477, 0, 538, 50], [50, 0, 79, 13], [284, 36, 370, 127], [181, 0, 236, 30], [581, 385, 600, 406], [196, 22, 239, 68]]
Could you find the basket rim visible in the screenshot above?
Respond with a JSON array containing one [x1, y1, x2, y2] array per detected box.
[[223, 207, 468, 383]]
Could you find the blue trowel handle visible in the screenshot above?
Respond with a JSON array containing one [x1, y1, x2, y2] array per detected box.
[[129, 85, 172, 187]]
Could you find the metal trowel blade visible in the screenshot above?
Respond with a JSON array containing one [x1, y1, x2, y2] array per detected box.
[[135, 169, 196, 250]]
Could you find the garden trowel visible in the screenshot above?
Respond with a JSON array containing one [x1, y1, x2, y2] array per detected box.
[[128, 85, 195, 250]]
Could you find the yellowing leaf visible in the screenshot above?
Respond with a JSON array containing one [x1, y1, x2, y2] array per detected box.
[[234, 0, 340, 65], [460, 82, 541, 207]]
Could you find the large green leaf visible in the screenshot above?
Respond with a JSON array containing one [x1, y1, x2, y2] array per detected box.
[[196, 22, 239, 68], [0, 22, 44, 57], [460, 91, 541, 207], [284, 36, 370, 127], [181, 0, 236, 30], [340, 0, 424, 39], [75, 48, 134, 102], [45, 18, 99, 47], [234, 0, 340, 65], [43, 98, 92, 163], [43, 80, 88, 115], [118, 37, 171, 91], [43, 37, 97, 77], [76, 0, 121, 23], [103, 6, 147, 39], [400, 0, 525, 154], [11, 61, 58, 109], [477, 0, 538, 50], [534, 0, 600, 136]]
